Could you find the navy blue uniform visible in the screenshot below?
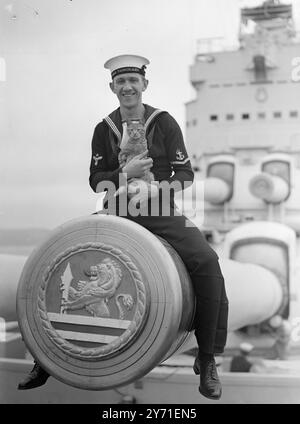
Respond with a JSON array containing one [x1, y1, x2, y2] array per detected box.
[[89, 104, 228, 354]]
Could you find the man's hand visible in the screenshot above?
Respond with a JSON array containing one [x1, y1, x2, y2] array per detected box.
[[122, 151, 153, 179]]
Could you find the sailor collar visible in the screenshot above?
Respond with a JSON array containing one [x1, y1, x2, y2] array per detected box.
[[103, 104, 164, 143]]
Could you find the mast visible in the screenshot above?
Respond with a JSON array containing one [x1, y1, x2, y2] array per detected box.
[[239, 1, 295, 80]]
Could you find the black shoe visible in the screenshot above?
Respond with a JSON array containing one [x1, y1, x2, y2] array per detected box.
[[18, 363, 50, 390], [193, 355, 222, 400]]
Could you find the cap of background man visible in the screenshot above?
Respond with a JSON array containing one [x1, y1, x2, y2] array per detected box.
[[269, 315, 283, 329], [239, 342, 254, 353], [104, 54, 150, 79]]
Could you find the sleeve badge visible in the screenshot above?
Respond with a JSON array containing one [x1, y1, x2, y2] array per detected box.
[[93, 154, 103, 166], [175, 149, 185, 161]]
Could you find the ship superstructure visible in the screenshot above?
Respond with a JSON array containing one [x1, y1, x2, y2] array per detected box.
[[186, 0, 300, 231], [183, 1, 300, 358]]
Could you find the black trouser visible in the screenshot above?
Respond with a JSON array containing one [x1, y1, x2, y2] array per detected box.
[[102, 196, 229, 354]]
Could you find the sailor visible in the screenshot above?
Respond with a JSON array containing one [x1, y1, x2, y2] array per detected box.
[[230, 342, 254, 372], [18, 54, 228, 400], [268, 315, 291, 360], [92, 54, 228, 400]]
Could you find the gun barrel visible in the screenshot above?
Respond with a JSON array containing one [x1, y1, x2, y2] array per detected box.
[[16, 215, 195, 390], [249, 172, 289, 203], [220, 258, 283, 330], [0, 254, 27, 322], [204, 177, 231, 204]]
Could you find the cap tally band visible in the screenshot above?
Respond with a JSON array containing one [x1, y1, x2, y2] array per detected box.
[[112, 65, 146, 78]]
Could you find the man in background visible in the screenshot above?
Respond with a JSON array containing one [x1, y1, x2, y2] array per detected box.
[[230, 342, 254, 372]]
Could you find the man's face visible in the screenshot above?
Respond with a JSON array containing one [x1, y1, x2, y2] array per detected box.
[[110, 73, 148, 108]]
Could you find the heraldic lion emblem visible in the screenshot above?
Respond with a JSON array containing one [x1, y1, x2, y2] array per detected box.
[[61, 258, 134, 319]]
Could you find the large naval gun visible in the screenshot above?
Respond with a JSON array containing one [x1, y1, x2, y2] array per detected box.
[[11, 213, 291, 390]]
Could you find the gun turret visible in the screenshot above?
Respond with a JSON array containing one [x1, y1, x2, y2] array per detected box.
[[14, 215, 291, 390]]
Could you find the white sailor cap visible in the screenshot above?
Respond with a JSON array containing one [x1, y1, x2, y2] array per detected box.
[[104, 54, 150, 79], [239, 342, 254, 353], [269, 315, 283, 329]]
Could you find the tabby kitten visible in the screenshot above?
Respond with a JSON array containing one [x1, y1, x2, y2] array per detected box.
[[118, 120, 154, 184]]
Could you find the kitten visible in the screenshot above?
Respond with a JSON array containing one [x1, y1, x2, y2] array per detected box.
[[118, 120, 154, 184]]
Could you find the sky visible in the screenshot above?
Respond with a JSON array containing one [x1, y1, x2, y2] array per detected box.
[[1, 0, 300, 230]]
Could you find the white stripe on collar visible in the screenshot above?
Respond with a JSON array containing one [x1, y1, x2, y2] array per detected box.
[[144, 109, 164, 132], [103, 116, 122, 142]]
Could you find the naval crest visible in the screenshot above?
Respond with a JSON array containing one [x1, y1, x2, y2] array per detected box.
[[60, 258, 133, 319], [37, 242, 148, 359]]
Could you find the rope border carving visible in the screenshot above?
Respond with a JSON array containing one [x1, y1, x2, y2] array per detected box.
[[38, 242, 147, 359]]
